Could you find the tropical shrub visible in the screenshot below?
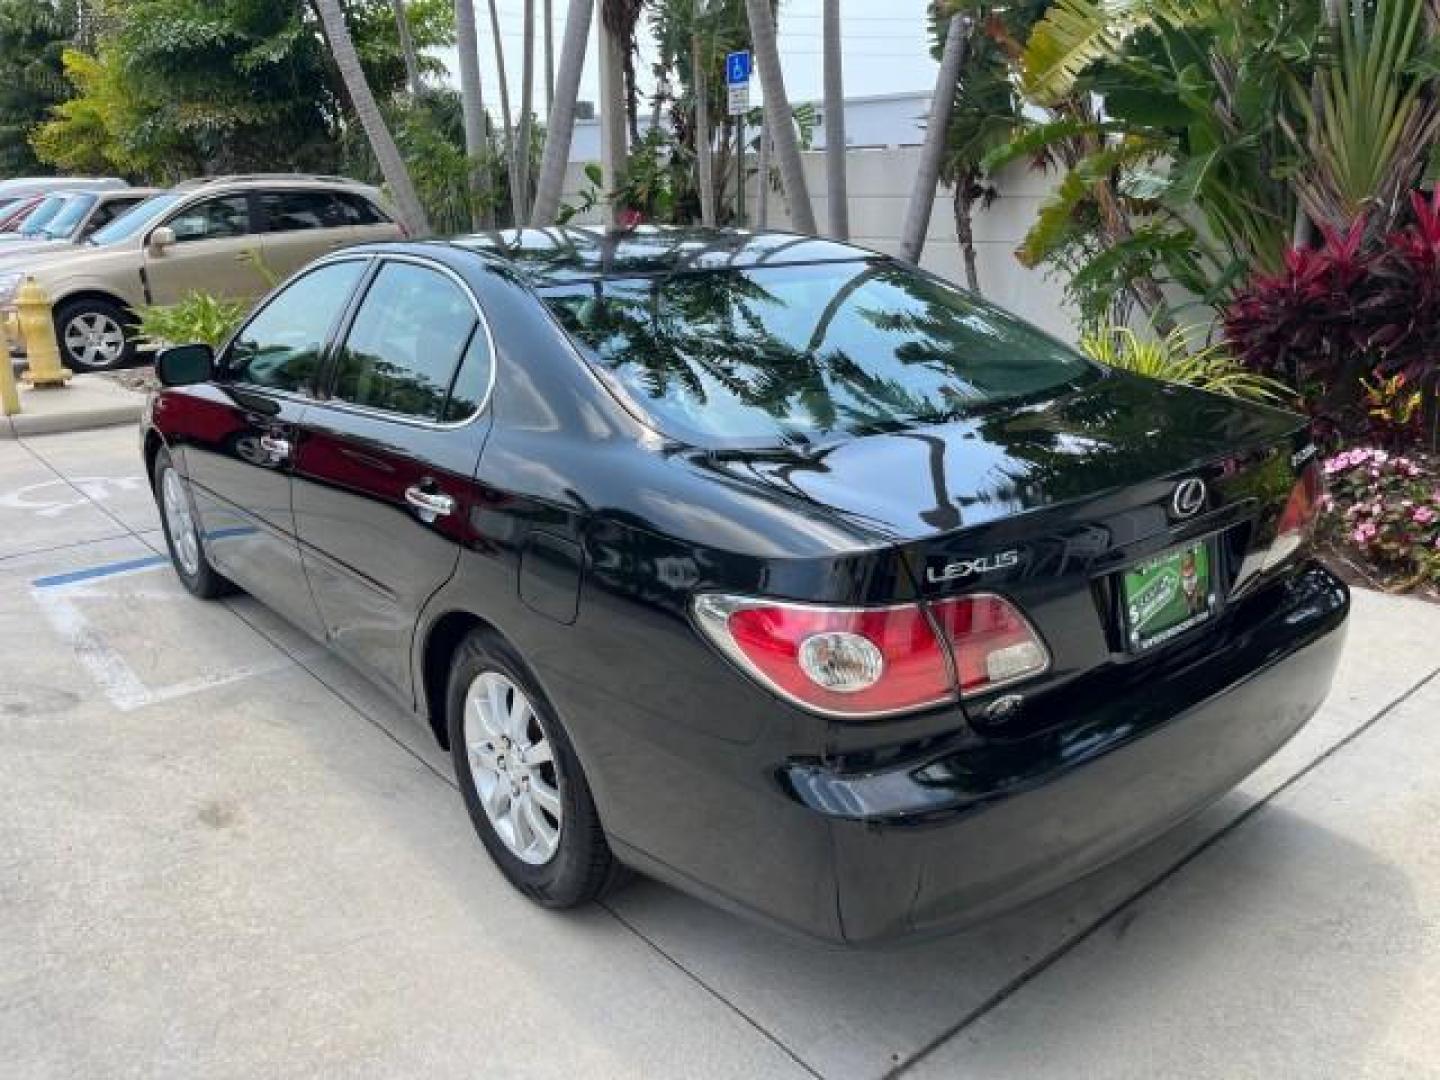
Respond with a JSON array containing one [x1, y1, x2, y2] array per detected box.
[[1323, 447, 1440, 590], [1225, 190, 1440, 447], [1079, 324, 1291, 403], [134, 292, 248, 349]]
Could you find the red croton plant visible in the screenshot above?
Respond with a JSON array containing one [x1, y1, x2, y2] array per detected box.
[[1224, 190, 1440, 449], [1225, 192, 1440, 593]]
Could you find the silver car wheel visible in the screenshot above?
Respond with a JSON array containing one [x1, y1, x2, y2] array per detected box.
[[63, 311, 126, 369], [160, 467, 202, 577], [463, 671, 562, 865]]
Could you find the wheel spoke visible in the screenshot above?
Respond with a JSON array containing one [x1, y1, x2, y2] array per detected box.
[[508, 697, 533, 743], [468, 741, 500, 774], [522, 793, 557, 850], [482, 778, 510, 819], [529, 778, 561, 820], [526, 738, 553, 766], [510, 792, 534, 851]]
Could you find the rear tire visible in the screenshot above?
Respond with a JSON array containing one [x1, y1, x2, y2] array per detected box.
[[447, 628, 621, 908], [152, 447, 233, 599], [54, 297, 134, 372]]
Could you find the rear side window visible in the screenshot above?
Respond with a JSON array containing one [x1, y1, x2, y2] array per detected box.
[[83, 197, 142, 235], [331, 261, 481, 421], [166, 195, 250, 242], [335, 192, 390, 226], [261, 191, 346, 232], [226, 260, 366, 392], [541, 260, 1095, 446]]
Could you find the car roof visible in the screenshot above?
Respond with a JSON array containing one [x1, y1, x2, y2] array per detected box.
[[169, 173, 383, 196], [442, 226, 879, 287]]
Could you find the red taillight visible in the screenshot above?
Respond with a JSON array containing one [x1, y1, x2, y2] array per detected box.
[[930, 594, 1050, 696], [692, 592, 1049, 718], [1265, 462, 1323, 569]]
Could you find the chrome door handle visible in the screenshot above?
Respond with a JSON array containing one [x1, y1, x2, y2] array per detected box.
[[258, 434, 291, 461], [405, 484, 455, 521]]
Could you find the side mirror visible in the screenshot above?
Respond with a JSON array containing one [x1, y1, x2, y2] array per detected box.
[[148, 225, 176, 252], [156, 343, 214, 387]]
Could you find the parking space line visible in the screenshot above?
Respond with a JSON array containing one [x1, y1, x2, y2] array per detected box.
[[883, 663, 1440, 1080], [32, 554, 168, 589]]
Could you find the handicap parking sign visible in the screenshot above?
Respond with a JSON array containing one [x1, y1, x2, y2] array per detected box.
[[726, 50, 751, 86]]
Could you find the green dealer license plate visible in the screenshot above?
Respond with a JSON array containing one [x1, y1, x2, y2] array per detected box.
[[1121, 540, 1215, 651]]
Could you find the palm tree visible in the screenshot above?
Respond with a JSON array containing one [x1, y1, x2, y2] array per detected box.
[[598, 16, 629, 225], [899, 11, 970, 263], [822, 0, 847, 239], [693, 25, 717, 226], [745, 0, 816, 233], [531, 0, 596, 223], [455, 0, 491, 228], [486, 0, 521, 221], [544, 0, 556, 116], [391, 0, 424, 97], [515, 0, 537, 223], [313, 0, 430, 236]]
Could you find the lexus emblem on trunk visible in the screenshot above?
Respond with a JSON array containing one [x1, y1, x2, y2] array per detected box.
[[1172, 478, 1207, 518]]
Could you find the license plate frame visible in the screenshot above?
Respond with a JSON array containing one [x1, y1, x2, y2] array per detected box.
[[1119, 538, 1218, 653]]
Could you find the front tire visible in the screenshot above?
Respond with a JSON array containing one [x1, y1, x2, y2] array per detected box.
[[152, 447, 233, 599], [55, 297, 134, 372], [447, 629, 620, 908]]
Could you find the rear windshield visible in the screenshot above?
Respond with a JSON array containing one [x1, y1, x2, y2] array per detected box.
[[542, 260, 1093, 445]]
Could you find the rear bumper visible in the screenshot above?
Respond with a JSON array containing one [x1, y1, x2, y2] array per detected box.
[[780, 562, 1349, 943]]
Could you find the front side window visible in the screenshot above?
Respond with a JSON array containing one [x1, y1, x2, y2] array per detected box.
[[166, 195, 250, 242], [331, 262, 480, 421], [261, 191, 344, 232], [80, 197, 144, 237], [541, 260, 1096, 446], [225, 260, 366, 392]]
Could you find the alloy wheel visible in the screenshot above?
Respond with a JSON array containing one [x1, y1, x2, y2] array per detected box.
[[463, 671, 562, 865], [161, 467, 201, 577], [63, 311, 126, 369]]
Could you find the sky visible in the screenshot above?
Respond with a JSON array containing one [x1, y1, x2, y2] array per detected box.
[[434, 0, 942, 116]]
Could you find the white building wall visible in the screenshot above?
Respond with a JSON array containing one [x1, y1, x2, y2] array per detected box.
[[560, 145, 1077, 340]]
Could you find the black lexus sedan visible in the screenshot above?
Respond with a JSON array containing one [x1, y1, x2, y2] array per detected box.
[[141, 227, 1348, 944]]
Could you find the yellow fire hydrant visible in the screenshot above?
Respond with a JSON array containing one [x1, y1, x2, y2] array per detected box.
[[0, 311, 21, 416], [17, 276, 71, 389]]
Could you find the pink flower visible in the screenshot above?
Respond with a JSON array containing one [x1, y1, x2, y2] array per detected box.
[[1414, 506, 1438, 525], [1353, 522, 1378, 544]]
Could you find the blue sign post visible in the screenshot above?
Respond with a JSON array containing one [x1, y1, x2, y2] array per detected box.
[[726, 50, 752, 225]]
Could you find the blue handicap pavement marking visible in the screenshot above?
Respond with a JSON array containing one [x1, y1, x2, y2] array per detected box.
[[30, 527, 258, 589], [726, 50, 751, 85], [32, 555, 167, 590]]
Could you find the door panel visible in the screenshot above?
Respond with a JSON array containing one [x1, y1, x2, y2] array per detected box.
[[291, 257, 494, 697], [292, 412, 487, 694], [145, 194, 268, 303], [257, 190, 356, 279], [174, 385, 323, 638]]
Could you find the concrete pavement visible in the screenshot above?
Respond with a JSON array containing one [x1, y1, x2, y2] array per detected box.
[[2, 424, 1438, 1080]]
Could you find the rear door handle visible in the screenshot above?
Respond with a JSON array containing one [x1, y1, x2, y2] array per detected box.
[[258, 434, 291, 461], [405, 484, 455, 522]]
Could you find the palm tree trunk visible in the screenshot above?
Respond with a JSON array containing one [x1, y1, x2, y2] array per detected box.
[[599, 16, 628, 226], [391, 0, 424, 97], [900, 12, 969, 263], [693, 32, 717, 227], [455, 0, 491, 228], [486, 0, 520, 223], [953, 171, 980, 292], [515, 0, 536, 224], [531, 0, 596, 224], [544, 0, 556, 117], [822, 0, 848, 239], [745, 0, 815, 234], [314, 0, 430, 237], [756, 112, 771, 227]]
